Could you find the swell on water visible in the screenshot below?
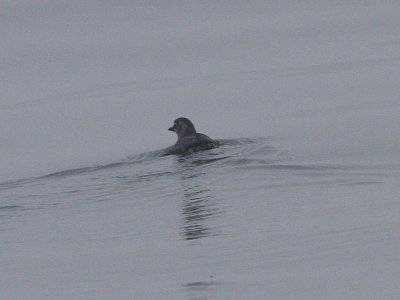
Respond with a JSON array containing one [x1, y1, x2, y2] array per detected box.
[[1, 136, 393, 192]]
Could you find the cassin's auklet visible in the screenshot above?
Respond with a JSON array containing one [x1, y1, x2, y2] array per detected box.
[[163, 117, 218, 155]]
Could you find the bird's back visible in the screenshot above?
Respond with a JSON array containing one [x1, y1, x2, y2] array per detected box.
[[163, 133, 218, 155]]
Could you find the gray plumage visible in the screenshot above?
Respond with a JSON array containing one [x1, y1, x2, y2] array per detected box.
[[163, 117, 218, 155]]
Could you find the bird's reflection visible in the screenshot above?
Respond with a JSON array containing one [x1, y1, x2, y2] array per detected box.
[[176, 156, 221, 241], [174, 154, 227, 300], [182, 184, 213, 240]]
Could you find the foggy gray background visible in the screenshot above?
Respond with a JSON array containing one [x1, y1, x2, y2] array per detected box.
[[1, 2, 400, 300], [2, 0, 399, 181]]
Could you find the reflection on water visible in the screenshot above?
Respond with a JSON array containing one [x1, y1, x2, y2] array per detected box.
[[174, 155, 226, 299], [182, 184, 214, 240], [176, 156, 222, 241]]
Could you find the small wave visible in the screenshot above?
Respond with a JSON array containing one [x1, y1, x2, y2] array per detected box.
[[40, 152, 164, 179], [41, 161, 130, 179], [0, 205, 23, 211], [217, 136, 273, 146], [1, 136, 275, 184], [0, 178, 35, 191], [184, 281, 221, 289], [239, 163, 342, 171], [136, 171, 175, 182]]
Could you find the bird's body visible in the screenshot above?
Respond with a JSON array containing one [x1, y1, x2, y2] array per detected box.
[[163, 117, 218, 155]]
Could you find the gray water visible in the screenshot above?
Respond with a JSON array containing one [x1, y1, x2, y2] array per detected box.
[[1, 1, 400, 299], [1, 136, 399, 299]]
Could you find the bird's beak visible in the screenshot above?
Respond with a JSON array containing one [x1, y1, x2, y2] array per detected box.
[[168, 126, 174, 132]]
